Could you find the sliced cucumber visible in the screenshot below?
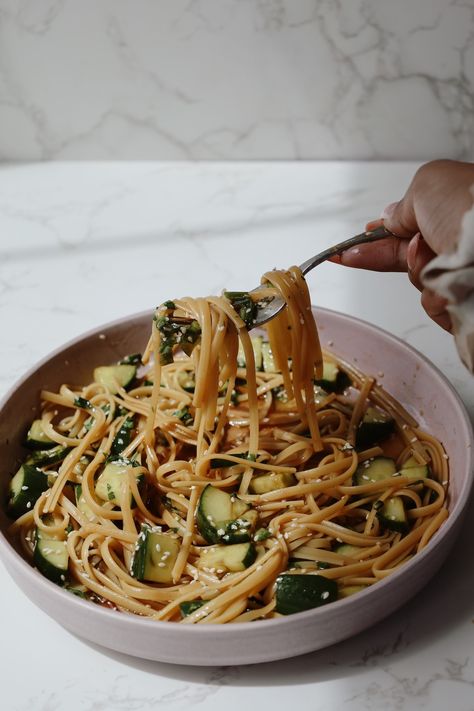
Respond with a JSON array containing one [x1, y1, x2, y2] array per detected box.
[[25, 419, 55, 450], [399, 455, 430, 480], [196, 485, 257, 544], [33, 527, 69, 585], [131, 526, 180, 584], [262, 342, 277, 373], [288, 560, 321, 571], [237, 336, 263, 371], [199, 542, 256, 572], [354, 456, 397, 486], [95, 459, 144, 506], [275, 574, 338, 615], [177, 371, 196, 392], [93, 364, 137, 394], [180, 600, 205, 617], [334, 544, 363, 557], [8, 464, 49, 518], [26, 445, 71, 467], [377, 495, 408, 533], [66, 583, 89, 598], [111, 415, 135, 456], [249, 471, 296, 495], [314, 360, 351, 394], [75, 484, 97, 522], [209, 452, 256, 469], [356, 407, 395, 449]]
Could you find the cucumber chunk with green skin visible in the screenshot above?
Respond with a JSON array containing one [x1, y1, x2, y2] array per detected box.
[[199, 542, 257, 572], [377, 496, 409, 533], [399, 455, 430, 480], [196, 484, 257, 544], [275, 574, 338, 615], [356, 407, 395, 449], [209, 452, 256, 469], [33, 528, 69, 586], [131, 526, 180, 583], [237, 336, 263, 370], [95, 460, 144, 506], [8, 464, 49, 517], [249, 471, 296, 495], [25, 419, 55, 450], [26, 445, 71, 467], [354, 456, 397, 486], [314, 361, 351, 394], [180, 600, 205, 617], [111, 415, 135, 456], [93, 364, 137, 394]]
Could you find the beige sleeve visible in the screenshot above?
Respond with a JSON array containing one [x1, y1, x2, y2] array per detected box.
[[421, 195, 474, 372]]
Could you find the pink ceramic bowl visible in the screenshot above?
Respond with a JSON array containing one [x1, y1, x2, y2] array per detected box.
[[0, 308, 472, 666]]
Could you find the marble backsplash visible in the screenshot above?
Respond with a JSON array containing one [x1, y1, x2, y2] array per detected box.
[[0, 0, 473, 161]]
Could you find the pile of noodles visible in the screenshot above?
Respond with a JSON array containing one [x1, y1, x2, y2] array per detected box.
[[10, 267, 449, 623]]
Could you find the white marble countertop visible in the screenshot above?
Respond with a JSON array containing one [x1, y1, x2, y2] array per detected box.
[[1, 161, 473, 711]]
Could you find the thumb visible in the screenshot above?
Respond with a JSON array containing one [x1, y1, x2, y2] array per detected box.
[[382, 198, 420, 239]]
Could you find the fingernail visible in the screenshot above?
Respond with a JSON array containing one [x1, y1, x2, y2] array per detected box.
[[407, 234, 420, 272], [381, 201, 399, 219]]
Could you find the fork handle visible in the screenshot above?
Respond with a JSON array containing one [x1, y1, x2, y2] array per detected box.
[[299, 225, 394, 275]]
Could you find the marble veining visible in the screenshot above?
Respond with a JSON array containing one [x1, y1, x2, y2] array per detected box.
[[1, 161, 473, 711], [0, 0, 473, 160]]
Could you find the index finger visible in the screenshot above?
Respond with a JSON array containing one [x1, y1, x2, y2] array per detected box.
[[329, 219, 410, 272]]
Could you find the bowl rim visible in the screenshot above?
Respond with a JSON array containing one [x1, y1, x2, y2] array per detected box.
[[0, 306, 472, 637]]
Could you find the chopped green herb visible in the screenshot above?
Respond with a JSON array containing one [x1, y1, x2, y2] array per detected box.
[[111, 416, 135, 456], [173, 406, 193, 426], [224, 291, 257, 329], [119, 353, 142, 365], [254, 527, 271, 542], [74, 397, 91, 410]]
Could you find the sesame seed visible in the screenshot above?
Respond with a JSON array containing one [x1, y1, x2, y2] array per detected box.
[[321, 591, 330, 600], [157, 562, 166, 568]]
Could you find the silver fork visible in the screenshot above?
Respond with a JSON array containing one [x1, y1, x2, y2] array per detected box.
[[251, 224, 393, 327]]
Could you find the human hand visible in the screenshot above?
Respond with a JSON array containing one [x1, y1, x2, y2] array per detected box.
[[332, 160, 474, 331]]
